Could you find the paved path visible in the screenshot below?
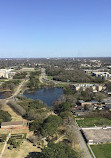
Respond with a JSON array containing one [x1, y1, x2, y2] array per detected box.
[[0, 77, 29, 104], [55, 135, 65, 144], [0, 131, 12, 158]]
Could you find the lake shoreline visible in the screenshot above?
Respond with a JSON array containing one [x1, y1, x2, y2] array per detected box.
[[23, 87, 63, 106]]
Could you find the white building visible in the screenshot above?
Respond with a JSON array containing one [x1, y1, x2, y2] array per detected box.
[[0, 69, 12, 78], [92, 72, 111, 79], [73, 83, 103, 92]]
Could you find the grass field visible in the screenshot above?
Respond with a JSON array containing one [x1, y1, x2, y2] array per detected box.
[[47, 76, 53, 80], [91, 144, 111, 158], [76, 117, 111, 127], [0, 143, 4, 153], [2, 140, 41, 158]]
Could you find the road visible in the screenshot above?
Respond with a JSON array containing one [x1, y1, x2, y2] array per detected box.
[[39, 68, 47, 83], [0, 131, 12, 158], [74, 123, 92, 158], [0, 77, 29, 104], [66, 123, 92, 158]]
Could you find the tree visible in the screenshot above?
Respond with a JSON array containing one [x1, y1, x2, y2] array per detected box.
[[0, 110, 11, 123], [8, 138, 21, 149], [95, 93, 105, 102], [39, 143, 79, 158], [105, 82, 111, 91], [8, 145, 13, 150], [59, 111, 74, 125], [29, 119, 43, 131], [40, 115, 62, 137], [54, 102, 71, 114], [84, 104, 89, 111], [61, 102, 71, 112]]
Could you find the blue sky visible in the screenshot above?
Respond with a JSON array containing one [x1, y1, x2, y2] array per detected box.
[[0, 0, 111, 58]]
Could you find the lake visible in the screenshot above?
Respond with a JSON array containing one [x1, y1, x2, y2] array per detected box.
[[23, 87, 63, 106]]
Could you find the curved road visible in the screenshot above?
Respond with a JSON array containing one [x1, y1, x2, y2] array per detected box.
[[0, 77, 29, 104]]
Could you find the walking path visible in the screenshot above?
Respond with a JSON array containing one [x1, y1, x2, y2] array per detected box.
[[74, 122, 92, 158], [0, 131, 12, 158]]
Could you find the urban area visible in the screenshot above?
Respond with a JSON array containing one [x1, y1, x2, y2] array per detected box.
[[0, 57, 111, 158]]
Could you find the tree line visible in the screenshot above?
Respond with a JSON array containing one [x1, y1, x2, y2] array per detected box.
[[46, 67, 105, 83]]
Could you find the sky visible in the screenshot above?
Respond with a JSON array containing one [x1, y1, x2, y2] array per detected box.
[[0, 0, 111, 58]]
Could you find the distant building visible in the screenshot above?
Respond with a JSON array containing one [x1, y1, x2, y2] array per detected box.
[[78, 100, 99, 107], [0, 69, 12, 78], [73, 83, 103, 92], [84, 69, 105, 74], [80, 64, 91, 68], [1, 121, 24, 129], [107, 65, 111, 69], [92, 72, 111, 79]]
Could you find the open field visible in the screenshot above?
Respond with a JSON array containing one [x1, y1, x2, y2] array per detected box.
[[76, 117, 111, 127], [3, 104, 25, 122], [91, 144, 111, 158], [0, 129, 39, 158], [0, 143, 4, 153], [2, 140, 41, 158], [82, 127, 111, 144]]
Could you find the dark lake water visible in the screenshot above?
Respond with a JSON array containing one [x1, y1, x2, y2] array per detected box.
[[0, 92, 4, 99], [23, 87, 63, 106]]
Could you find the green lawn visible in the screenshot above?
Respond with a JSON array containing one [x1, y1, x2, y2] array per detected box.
[[47, 76, 53, 80], [91, 144, 111, 158], [76, 117, 111, 127], [0, 79, 7, 82], [0, 143, 4, 153]]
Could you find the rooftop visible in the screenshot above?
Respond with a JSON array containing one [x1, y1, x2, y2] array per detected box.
[[1, 121, 24, 126]]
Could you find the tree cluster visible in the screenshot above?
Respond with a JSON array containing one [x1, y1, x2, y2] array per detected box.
[[18, 99, 47, 120], [1, 80, 21, 91], [28, 71, 41, 89], [105, 81, 111, 91], [8, 138, 21, 150], [30, 115, 62, 137], [46, 67, 105, 83], [13, 72, 27, 79], [26, 143, 80, 158], [0, 110, 11, 125]]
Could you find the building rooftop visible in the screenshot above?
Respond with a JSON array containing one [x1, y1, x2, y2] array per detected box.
[[1, 121, 24, 126], [78, 100, 99, 104]]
